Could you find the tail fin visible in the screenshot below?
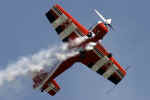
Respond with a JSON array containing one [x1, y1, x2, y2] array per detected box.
[[32, 70, 61, 96], [43, 79, 61, 96]]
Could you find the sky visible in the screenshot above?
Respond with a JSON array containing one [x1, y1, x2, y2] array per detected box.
[[0, 0, 150, 100]]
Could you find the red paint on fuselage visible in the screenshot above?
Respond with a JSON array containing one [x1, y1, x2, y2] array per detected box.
[[92, 22, 108, 39]]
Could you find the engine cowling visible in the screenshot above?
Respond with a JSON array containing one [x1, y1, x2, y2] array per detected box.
[[91, 21, 109, 39]]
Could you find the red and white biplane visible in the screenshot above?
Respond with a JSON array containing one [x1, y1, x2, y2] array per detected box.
[[32, 4, 126, 96]]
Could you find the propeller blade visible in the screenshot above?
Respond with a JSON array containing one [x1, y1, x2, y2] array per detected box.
[[94, 9, 114, 31], [108, 24, 115, 31], [94, 9, 106, 22], [125, 65, 132, 71]]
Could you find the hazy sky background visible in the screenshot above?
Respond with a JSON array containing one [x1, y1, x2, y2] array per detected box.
[[0, 0, 150, 100]]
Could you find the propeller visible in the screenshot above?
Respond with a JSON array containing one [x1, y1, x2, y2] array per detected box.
[[94, 9, 114, 30], [125, 65, 132, 71]]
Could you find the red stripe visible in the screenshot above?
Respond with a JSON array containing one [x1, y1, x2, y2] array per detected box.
[[110, 57, 126, 76], [95, 43, 109, 56], [51, 79, 60, 90], [69, 32, 78, 40]]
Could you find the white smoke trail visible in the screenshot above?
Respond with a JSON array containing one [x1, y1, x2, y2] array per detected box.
[[0, 43, 78, 87], [68, 36, 97, 51], [68, 36, 88, 48]]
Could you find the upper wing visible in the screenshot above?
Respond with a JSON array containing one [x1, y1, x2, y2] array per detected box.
[[85, 43, 126, 84], [46, 4, 89, 42]]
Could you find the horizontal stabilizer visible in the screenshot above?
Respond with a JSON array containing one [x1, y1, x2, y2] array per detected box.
[[32, 70, 61, 96], [44, 79, 60, 96]]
